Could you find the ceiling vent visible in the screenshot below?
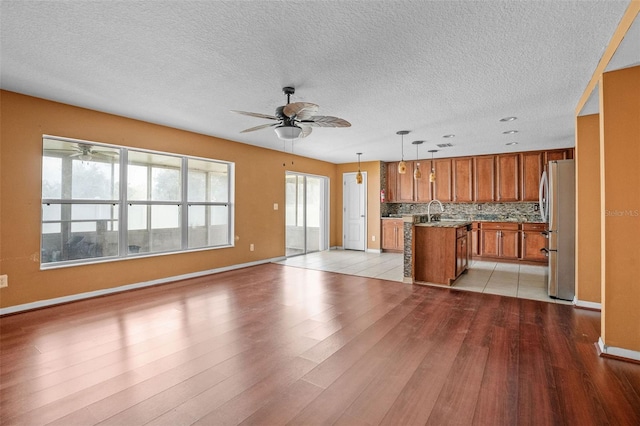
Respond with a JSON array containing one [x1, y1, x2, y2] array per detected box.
[[437, 143, 454, 148]]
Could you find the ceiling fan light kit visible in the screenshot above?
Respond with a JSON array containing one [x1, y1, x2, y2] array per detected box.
[[274, 125, 302, 140], [232, 86, 350, 141]]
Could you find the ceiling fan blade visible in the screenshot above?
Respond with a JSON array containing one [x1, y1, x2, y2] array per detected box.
[[299, 125, 313, 138], [230, 110, 279, 121], [300, 116, 351, 128], [240, 122, 279, 133], [283, 102, 319, 120]]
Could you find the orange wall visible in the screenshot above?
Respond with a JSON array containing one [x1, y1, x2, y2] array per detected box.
[[575, 114, 601, 304], [0, 90, 341, 308], [335, 162, 382, 251], [599, 66, 640, 352]]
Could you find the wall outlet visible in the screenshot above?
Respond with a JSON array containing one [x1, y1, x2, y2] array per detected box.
[[477, 204, 482, 210], [0, 275, 8, 288], [372, 235, 376, 242], [534, 203, 540, 211], [250, 244, 254, 252], [273, 203, 279, 210]]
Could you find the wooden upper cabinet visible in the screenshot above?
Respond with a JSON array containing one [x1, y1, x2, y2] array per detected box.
[[453, 157, 474, 202], [520, 151, 543, 202], [386, 162, 398, 202], [397, 161, 415, 202], [414, 160, 433, 202], [474, 155, 495, 202], [544, 149, 573, 171], [432, 158, 453, 202], [496, 153, 519, 201]]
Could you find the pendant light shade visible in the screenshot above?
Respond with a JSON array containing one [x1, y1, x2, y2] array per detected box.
[[428, 149, 438, 183], [396, 130, 410, 174], [412, 140, 423, 179], [356, 153, 363, 184]]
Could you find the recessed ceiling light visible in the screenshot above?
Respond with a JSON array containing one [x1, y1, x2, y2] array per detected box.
[[502, 130, 518, 134], [506, 142, 518, 146], [500, 116, 518, 122], [442, 134, 455, 138]]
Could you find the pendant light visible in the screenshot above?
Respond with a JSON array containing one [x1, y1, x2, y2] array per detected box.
[[397, 130, 410, 174], [412, 141, 423, 179], [428, 149, 438, 183], [356, 152, 363, 184]]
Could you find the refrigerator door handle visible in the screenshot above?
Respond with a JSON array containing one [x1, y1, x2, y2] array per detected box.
[[539, 171, 549, 222]]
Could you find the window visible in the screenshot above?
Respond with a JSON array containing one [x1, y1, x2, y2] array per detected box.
[[41, 136, 233, 267]]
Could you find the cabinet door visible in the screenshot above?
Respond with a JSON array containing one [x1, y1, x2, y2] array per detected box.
[[432, 159, 453, 202], [414, 160, 433, 202], [381, 220, 397, 250], [521, 230, 547, 262], [480, 229, 500, 257], [456, 236, 468, 276], [521, 152, 543, 202], [496, 153, 520, 201], [500, 230, 520, 259], [394, 222, 405, 250], [474, 156, 495, 202], [544, 149, 573, 171], [386, 162, 398, 202], [397, 161, 415, 202], [471, 228, 481, 256], [453, 157, 474, 202]]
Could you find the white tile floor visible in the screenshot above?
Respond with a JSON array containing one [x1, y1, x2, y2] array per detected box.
[[276, 250, 572, 305]]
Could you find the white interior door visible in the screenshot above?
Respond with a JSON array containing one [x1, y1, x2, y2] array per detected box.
[[343, 172, 366, 251]]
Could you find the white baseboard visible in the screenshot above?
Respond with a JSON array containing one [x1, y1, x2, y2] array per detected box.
[[598, 337, 640, 362], [367, 248, 382, 253], [0, 257, 283, 316], [573, 298, 602, 311]]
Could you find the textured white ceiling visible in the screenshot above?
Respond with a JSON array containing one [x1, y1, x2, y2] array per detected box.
[[1, 1, 635, 164]]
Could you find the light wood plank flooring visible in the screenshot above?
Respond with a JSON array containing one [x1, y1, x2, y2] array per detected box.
[[1, 263, 639, 425]]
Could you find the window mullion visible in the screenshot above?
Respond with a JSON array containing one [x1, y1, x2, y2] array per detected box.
[[119, 148, 128, 257], [181, 158, 188, 250]]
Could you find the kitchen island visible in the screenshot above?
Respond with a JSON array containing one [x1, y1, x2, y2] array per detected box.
[[413, 221, 472, 286]]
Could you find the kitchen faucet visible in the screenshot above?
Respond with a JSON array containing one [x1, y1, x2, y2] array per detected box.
[[426, 199, 444, 222]]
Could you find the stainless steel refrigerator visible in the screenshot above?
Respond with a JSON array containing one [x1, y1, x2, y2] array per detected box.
[[539, 159, 575, 300]]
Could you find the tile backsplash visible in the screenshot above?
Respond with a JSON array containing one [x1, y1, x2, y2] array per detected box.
[[381, 202, 545, 223]]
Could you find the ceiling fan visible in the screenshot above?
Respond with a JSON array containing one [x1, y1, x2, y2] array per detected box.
[[231, 87, 351, 140], [44, 143, 117, 162]]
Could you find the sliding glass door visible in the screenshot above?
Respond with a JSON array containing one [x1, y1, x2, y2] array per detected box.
[[285, 173, 328, 257]]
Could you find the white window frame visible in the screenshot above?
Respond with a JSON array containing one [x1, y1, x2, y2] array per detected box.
[[41, 135, 234, 269]]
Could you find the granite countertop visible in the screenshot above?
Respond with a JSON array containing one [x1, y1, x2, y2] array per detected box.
[[381, 216, 546, 224], [414, 221, 472, 228]]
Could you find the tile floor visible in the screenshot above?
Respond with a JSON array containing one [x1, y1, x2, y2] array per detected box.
[[276, 249, 572, 305]]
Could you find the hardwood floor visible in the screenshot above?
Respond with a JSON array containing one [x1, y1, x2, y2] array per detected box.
[[1, 263, 639, 425]]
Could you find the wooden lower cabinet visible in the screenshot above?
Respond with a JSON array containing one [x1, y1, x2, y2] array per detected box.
[[471, 222, 481, 256], [520, 223, 548, 262], [480, 222, 519, 259], [456, 228, 469, 276], [414, 225, 469, 285], [381, 219, 404, 252], [475, 222, 548, 263]]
